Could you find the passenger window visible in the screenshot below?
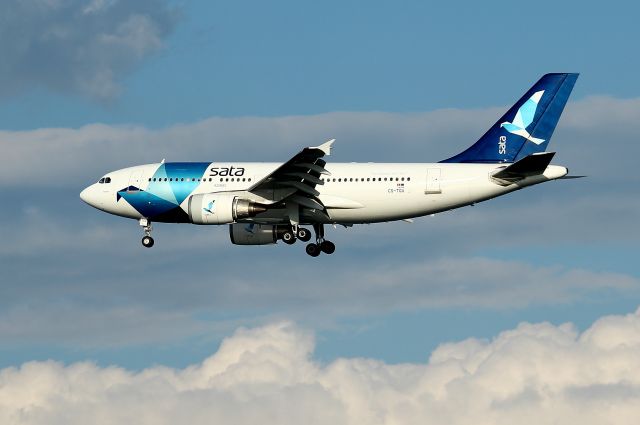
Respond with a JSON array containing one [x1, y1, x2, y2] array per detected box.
[[407, 177, 411, 181]]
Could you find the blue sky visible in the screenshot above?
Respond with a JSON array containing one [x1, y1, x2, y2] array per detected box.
[[2, 0, 639, 130], [1, 1, 640, 422]]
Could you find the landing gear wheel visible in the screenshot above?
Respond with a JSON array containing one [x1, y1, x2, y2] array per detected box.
[[282, 231, 297, 245], [297, 228, 311, 242], [141, 236, 155, 248], [320, 240, 335, 255], [139, 218, 154, 248], [306, 243, 321, 257]]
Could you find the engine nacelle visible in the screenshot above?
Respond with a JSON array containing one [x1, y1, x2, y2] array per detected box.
[[229, 223, 280, 245], [188, 193, 267, 224]]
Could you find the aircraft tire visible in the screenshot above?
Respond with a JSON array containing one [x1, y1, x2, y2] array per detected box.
[[320, 240, 335, 254], [297, 228, 311, 242], [306, 243, 321, 257], [282, 231, 296, 245], [142, 236, 155, 248]]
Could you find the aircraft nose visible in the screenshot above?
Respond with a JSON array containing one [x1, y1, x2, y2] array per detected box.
[[80, 185, 95, 206]]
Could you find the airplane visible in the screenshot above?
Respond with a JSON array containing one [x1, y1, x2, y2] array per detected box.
[[80, 73, 579, 257]]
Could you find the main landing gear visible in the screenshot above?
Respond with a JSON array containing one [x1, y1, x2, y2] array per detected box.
[[305, 224, 335, 257], [281, 226, 312, 245], [279, 224, 335, 257], [140, 218, 154, 248]]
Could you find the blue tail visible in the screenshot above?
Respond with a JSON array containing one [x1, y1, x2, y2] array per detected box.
[[441, 73, 579, 163]]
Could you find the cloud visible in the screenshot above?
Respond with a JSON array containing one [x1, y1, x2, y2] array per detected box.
[[0, 0, 177, 100], [1, 95, 639, 188], [1, 311, 640, 425], [1, 217, 638, 348]]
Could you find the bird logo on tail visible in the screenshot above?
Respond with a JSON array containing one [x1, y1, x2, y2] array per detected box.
[[500, 90, 546, 145]]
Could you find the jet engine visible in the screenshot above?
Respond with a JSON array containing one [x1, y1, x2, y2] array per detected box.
[[188, 193, 268, 224], [229, 223, 284, 245]]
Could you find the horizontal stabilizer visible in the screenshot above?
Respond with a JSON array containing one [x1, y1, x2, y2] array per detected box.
[[492, 152, 555, 182]]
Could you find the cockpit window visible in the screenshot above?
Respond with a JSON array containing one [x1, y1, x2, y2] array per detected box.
[[104, 177, 111, 184], [98, 178, 105, 184]]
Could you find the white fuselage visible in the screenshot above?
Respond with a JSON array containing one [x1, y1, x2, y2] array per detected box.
[[80, 161, 568, 225]]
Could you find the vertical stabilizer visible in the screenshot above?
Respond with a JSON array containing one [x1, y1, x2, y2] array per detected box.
[[441, 73, 578, 163]]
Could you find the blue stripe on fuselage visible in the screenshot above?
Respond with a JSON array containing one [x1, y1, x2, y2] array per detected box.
[[119, 162, 211, 219]]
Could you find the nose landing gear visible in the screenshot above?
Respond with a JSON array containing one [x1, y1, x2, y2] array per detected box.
[[140, 218, 154, 248]]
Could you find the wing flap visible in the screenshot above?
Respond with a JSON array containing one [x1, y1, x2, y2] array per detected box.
[[293, 162, 331, 175], [280, 181, 320, 197], [290, 195, 324, 210], [284, 172, 325, 185]]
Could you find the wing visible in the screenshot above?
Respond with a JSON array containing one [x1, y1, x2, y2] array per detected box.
[[248, 139, 334, 214]]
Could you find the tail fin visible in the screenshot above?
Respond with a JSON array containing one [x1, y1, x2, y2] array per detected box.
[[441, 73, 579, 163]]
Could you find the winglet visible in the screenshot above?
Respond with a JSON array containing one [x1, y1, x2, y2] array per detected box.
[[313, 139, 335, 156]]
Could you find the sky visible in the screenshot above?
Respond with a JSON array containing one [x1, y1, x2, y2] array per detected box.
[[1, 0, 640, 423]]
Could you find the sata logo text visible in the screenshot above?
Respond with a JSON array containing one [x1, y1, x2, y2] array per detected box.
[[209, 166, 245, 177], [498, 136, 507, 155]]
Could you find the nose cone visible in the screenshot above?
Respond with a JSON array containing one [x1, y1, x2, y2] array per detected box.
[[80, 185, 97, 207]]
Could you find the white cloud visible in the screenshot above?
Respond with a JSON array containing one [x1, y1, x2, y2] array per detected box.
[[1, 241, 638, 348], [2, 311, 640, 425], [0, 0, 177, 100], [1, 95, 638, 188]]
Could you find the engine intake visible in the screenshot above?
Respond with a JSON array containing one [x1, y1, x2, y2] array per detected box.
[[188, 193, 268, 224]]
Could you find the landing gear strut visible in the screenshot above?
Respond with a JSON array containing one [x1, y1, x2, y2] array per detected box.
[[305, 223, 335, 257], [140, 218, 154, 248]]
